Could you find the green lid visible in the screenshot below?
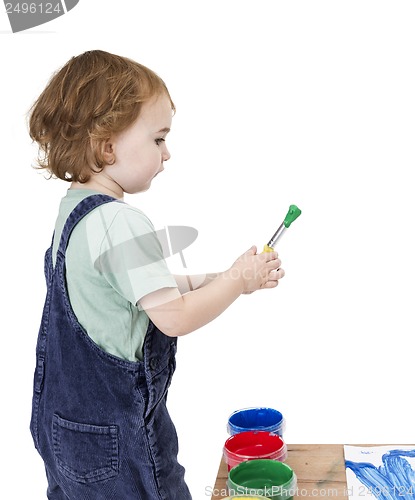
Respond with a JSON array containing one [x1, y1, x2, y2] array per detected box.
[[283, 205, 302, 228]]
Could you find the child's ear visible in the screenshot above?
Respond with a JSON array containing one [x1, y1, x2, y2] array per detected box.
[[102, 139, 116, 165]]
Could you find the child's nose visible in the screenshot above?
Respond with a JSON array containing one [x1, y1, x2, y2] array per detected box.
[[162, 145, 171, 162]]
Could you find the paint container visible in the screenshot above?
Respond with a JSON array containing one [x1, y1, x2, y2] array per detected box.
[[224, 431, 287, 471], [227, 408, 285, 437], [227, 459, 297, 500]]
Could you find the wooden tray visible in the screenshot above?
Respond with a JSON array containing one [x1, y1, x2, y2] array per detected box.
[[211, 444, 348, 499]]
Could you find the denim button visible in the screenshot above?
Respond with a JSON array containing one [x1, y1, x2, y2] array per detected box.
[[149, 358, 158, 370]]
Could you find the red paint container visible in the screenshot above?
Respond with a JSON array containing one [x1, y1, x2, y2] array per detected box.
[[223, 431, 287, 472]]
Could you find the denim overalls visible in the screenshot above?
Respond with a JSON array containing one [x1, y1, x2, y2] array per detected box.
[[30, 194, 192, 500]]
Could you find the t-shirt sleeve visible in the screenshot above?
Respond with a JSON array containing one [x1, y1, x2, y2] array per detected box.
[[91, 206, 177, 307]]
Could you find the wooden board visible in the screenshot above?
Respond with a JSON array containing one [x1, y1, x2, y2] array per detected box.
[[211, 444, 348, 499]]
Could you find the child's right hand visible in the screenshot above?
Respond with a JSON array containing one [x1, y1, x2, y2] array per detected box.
[[229, 246, 284, 294]]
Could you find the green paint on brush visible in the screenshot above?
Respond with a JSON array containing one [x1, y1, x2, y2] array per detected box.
[[283, 205, 302, 228], [264, 204, 302, 251]]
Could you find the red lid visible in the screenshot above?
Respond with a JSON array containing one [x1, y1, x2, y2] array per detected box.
[[223, 431, 286, 462]]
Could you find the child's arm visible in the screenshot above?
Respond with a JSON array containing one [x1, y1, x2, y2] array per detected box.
[[139, 246, 283, 337], [172, 273, 219, 293]]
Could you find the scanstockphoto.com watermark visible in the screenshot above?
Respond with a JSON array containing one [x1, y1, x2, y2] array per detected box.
[[206, 485, 415, 497], [3, 0, 79, 32], [94, 224, 280, 293]]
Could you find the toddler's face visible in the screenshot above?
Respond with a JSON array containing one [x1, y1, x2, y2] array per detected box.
[[104, 94, 173, 194]]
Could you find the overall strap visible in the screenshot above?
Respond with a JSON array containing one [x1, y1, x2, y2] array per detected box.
[[57, 194, 122, 259]]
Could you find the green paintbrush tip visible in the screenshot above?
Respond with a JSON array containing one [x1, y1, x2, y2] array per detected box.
[[283, 205, 302, 228]]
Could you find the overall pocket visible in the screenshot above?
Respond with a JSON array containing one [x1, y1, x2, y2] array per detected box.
[[52, 414, 119, 484], [30, 356, 45, 450]]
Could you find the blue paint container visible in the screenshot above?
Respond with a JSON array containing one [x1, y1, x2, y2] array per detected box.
[[227, 408, 285, 437]]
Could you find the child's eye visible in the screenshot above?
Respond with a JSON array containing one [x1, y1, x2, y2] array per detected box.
[[155, 138, 165, 146]]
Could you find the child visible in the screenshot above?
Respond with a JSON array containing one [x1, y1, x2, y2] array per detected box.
[[29, 50, 284, 499]]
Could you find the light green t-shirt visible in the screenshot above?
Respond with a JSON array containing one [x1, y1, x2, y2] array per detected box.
[[51, 188, 177, 361]]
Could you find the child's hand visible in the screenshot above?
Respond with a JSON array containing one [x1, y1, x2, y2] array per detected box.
[[230, 246, 284, 294]]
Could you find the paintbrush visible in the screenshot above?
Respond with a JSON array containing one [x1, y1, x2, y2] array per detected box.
[[263, 205, 302, 252]]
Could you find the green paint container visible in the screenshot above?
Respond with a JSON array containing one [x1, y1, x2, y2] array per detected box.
[[227, 459, 297, 500]]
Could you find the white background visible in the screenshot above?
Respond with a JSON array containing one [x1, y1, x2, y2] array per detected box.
[[1, 1, 414, 498]]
